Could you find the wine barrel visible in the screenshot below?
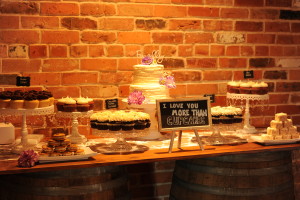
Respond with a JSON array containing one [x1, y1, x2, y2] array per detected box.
[[0, 165, 130, 200], [170, 151, 295, 200]]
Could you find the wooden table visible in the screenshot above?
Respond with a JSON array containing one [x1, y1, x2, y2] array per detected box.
[[1, 141, 300, 175]]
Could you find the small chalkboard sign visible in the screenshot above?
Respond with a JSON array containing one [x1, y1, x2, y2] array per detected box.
[[16, 76, 30, 86], [156, 98, 212, 132], [243, 70, 254, 79], [105, 98, 118, 109]]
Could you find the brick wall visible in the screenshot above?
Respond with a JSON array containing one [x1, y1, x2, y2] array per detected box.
[[1, 0, 300, 199]]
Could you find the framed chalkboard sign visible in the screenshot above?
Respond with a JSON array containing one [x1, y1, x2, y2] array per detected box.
[[156, 98, 212, 132]]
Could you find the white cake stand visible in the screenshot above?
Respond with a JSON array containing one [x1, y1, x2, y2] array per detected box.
[[0, 106, 54, 153], [56, 110, 93, 144], [227, 93, 269, 134]]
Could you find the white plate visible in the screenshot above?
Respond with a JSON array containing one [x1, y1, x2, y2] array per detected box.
[[251, 135, 300, 146], [39, 147, 98, 163]]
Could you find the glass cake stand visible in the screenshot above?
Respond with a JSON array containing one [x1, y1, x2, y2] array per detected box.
[[92, 128, 149, 154], [56, 110, 93, 144], [0, 106, 54, 153]]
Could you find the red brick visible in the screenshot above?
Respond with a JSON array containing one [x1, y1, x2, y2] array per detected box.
[[107, 45, 124, 57], [40, 3, 79, 16], [144, 45, 160, 55], [21, 16, 59, 29], [81, 31, 116, 44], [251, 117, 269, 128], [118, 58, 137, 71], [43, 59, 79, 72], [169, 84, 187, 97], [187, 83, 218, 95], [203, 70, 232, 81], [42, 30, 79, 44], [178, 45, 193, 57], [89, 45, 105, 57], [269, 46, 283, 56], [0, 2, 38, 14], [29, 45, 47, 58], [2, 59, 41, 73], [173, 71, 202, 82], [255, 46, 269, 56], [152, 32, 183, 44], [265, 22, 290, 32], [46, 86, 80, 98], [118, 32, 151, 44], [195, 45, 209, 56], [99, 18, 134, 30], [81, 59, 117, 71], [226, 46, 240, 56], [161, 45, 177, 56], [61, 17, 97, 30], [171, 0, 203, 4], [247, 34, 275, 44], [211, 45, 225, 56], [70, 45, 88, 57], [283, 47, 297, 56], [0, 16, 19, 29], [289, 70, 300, 80], [250, 106, 276, 116], [277, 35, 298, 44], [62, 72, 98, 84], [81, 3, 116, 16], [235, 0, 264, 6], [119, 85, 130, 97], [154, 5, 186, 17], [276, 105, 300, 115], [241, 46, 254, 56], [252, 9, 279, 20], [203, 20, 233, 31], [185, 33, 214, 43], [268, 94, 289, 104], [99, 71, 132, 84], [23, 72, 61, 86], [169, 19, 201, 30], [220, 8, 249, 19], [206, 0, 233, 5], [118, 4, 153, 17], [291, 94, 300, 103], [49, 45, 67, 58], [292, 23, 300, 32], [81, 85, 118, 98], [235, 21, 263, 32], [125, 45, 143, 57], [0, 45, 7, 58], [266, 0, 292, 7], [0, 30, 39, 44], [276, 82, 300, 92], [186, 58, 217, 68], [219, 58, 247, 68], [188, 7, 219, 17]]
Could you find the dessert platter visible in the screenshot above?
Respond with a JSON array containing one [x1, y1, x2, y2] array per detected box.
[[56, 97, 94, 144], [251, 113, 300, 145], [0, 90, 55, 153], [38, 132, 97, 163], [90, 110, 151, 154]]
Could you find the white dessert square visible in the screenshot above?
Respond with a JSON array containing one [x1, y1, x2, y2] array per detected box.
[[270, 120, 283, 129], [267, 127, 279, 136], [275, 113, 288, 122], [283, 119, 293, 128]]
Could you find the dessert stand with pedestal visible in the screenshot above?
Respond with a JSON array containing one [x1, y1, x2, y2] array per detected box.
[[56, 110, 93, 144], [0, 106, 54, 153], [227, 93, 269, 134], [91, 129, 149, 154]]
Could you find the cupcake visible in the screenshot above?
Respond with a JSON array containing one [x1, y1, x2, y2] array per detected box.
[[121, 112, 135, 131], [90, 113, 98, 129], [239, 82, 252, 94], [37, 92, 50, 108], [24, 94, 39, 109], [134, 112, 149, 130], [63, 98, 77, 112], [108, 111, 123, 131], [86, 97, 94, 110], [76, 98, 90, 112], [44, 91, 54, 106], [0, 91, 12, 109], [260, 82, 268, 94], [10, 92, 24, 109], [56, 97, 67, 112], [227, 81, 240, 94], [250, 82, 261, 94]]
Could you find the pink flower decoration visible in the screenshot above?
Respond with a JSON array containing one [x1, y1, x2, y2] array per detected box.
[[159, 73, 176, 89], [128, 90, 145, 105], [142, 56, 153, 65], [18, 149, 39, 168]]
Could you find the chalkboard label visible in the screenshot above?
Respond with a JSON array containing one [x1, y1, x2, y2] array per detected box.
[[243, 70, 254, 79], [105, 98, 118, 109], [156, 98, 212, 132], [16, 76, 30, 86]]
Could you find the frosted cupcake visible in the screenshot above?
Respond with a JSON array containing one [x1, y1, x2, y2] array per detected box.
[[227, 81, 240, 94], [24, 94, 39, 109], [56, 97, 67, 112], [96, 114, 110, 130], [63, 98, 77, 112], [76, 98, 90, 112], [121, 112, 136, 131], [239, 82, 252, 94], [0, 91, 12, 109], [108, 112, 123, 131]]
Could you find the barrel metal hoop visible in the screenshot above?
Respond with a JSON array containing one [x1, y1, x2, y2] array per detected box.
[[172, 175, 293, 196], [176, 160, 291, 176]]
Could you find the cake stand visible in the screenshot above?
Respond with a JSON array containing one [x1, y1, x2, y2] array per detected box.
[[56, 110, 93, 144], [0, 106, 54, 153], [226, 93, 269, 134]]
